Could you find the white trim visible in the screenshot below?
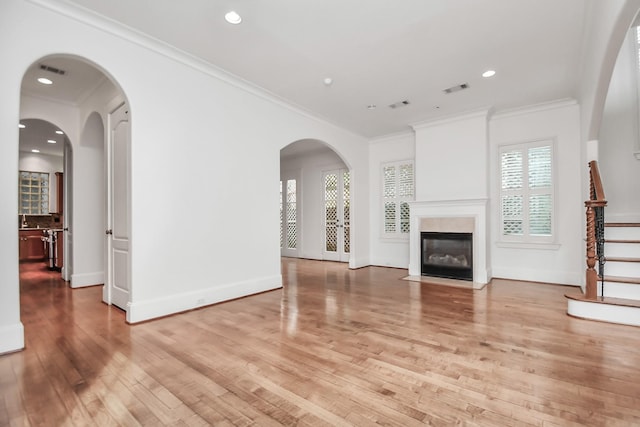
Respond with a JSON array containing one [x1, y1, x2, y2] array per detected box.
[[491, 99, 578, 120], [567, 299, 640, 327], [70, 271, 104, 288], [127, 275, 283, 324], [495, 242, 561, 250], [493, 267, 581, 285], [0, 322, 25, 354], [410, 108, 491, 131], [26, 0, 365, 140], [368, 130, 415, 145]]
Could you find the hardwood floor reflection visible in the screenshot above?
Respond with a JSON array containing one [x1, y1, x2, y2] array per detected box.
[[2, 259, 640, 425]]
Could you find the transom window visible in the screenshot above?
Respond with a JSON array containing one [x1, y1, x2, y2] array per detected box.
[[19, 171, 49, 215], [500, 141, 554, 242]]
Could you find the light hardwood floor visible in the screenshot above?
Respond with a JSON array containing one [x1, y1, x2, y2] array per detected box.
[[2, 258, 640, 426]]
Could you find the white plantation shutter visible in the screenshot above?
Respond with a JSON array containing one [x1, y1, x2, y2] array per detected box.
[[382, 161, 414, 238], [500, 142, 553, 242]]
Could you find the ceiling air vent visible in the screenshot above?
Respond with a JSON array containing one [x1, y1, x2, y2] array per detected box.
[[388, 100, 410, 109], [39, 64, 66, 76], [443, 83, 469, 94]]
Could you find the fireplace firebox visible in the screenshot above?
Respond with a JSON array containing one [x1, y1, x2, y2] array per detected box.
[[421, 232, 473, 281]]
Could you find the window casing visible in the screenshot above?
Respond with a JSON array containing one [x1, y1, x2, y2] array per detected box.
[[499, 141, 554, 244], [382, 160, 414, 239], [19, 171, 49, 215]]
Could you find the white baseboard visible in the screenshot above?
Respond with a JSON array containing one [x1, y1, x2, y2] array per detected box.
[[71, 271, 104, 288], [127, 275, 283, 324], [349, 256, 370, 269], [492, 266, 581, 286], [0, 322, 24, 354]]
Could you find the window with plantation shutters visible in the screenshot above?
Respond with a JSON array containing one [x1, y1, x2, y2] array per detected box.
[[382, 160, 414, 239], [500, 141, 553, 243]]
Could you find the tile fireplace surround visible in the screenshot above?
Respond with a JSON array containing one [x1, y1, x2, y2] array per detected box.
[[408, 199, 489, 285]]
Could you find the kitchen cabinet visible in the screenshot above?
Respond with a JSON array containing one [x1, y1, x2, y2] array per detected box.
[[19, 230, 46, 261]]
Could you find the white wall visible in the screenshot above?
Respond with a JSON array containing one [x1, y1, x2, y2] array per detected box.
[[0, 0, 369, 347], [413, 110, 490, 201], [579, 0, 640, 142], [18, 152, 63, 213], [489, 101, 583, 285], [281, 147, 347, 260], [368, 132, 415, 268], [599, 30, 640, 222]]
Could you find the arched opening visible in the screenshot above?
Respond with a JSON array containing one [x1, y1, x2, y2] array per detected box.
[[279, 139, 352, 263], [598, 8, 640, 223], [17, 54, 131, 323], [18, 118, 65, 268]]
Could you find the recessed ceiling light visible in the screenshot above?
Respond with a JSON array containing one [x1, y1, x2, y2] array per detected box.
[[47, 139, 56, 144], [37, 77, 53, 85], [31, 149, 40, 153], [225, 11, 242, 24], [18, 123, 25, 129], [367, 104, 377, 110], [323, 77, 333, 86], [55, 130, 63, 135], [482, 70, 496, 78]]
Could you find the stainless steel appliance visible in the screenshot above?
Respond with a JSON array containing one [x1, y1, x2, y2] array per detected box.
[[42, 229, 62, 270]]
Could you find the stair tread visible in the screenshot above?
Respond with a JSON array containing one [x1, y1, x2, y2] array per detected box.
[[565, 292, 640, 308], [605, 256, 640, 263], [603, 275, 640, 284], [605, 222, 640, 227], [605, 239, 640, 244]]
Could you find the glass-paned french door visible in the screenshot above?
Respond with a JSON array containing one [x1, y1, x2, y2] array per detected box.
[[280, 177, 299, 257], [323, 169, 350, 262]]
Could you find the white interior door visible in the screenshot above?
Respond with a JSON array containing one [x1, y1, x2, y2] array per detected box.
[[322, 169, 350, 262], [280, 175, 300, 257], [62, 140, 72, 281], [107, 103, 130, 311]]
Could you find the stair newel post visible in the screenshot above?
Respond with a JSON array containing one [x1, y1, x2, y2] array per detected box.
[[585, 201, 598, 300], [585, 161, 606, 300]]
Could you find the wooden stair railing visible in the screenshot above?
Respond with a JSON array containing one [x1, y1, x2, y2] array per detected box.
[[585, 160, 607, 299]]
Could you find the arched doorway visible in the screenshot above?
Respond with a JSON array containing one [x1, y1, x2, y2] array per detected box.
[[18, 54, 131, 316], [280, 139, 352, 263]]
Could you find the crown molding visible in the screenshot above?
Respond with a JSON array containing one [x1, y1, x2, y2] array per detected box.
[[410, 107, 492, 131], [368, 129, 415, 145], [491, 98, 578, 120], [26, 0, 367, 140]]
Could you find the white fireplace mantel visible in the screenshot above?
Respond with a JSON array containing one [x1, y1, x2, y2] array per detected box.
[[408, 198, 490, 284]]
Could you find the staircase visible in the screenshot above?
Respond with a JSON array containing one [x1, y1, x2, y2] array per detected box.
[[565, 161, 640, 326]]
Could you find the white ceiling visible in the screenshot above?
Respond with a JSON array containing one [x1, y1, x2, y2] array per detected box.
[[31, 0, 589, 138], [19, 119, 66, 156], [21, 56, 108, 106]]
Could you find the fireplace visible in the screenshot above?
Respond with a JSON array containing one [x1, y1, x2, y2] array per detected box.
[[421, 232, 473, 281]]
